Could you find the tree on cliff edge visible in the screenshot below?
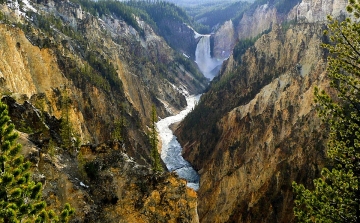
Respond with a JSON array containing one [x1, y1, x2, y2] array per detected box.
[[0, 100, 74, 222], [292, 1, 360, 222], [149, 105, 162, 172]]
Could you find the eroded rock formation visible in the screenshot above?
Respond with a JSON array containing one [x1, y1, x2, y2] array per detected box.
[[16, 133, 199, 222], [0, 0, 205, 221], [176, 1, 348, 221], [213, 20, 236, 60]]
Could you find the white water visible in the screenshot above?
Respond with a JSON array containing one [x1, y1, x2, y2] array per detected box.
[[156, 95, 201, 191], [195, 35, 223, 80]]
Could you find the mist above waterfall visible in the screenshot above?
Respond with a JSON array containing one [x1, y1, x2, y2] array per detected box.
[[195, 34, 224, 80]]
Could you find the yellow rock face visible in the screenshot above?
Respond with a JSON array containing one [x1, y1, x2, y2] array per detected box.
[[0, 1, 205, 221], [177, 22, 332, 222], [0, 25, 65, 102]]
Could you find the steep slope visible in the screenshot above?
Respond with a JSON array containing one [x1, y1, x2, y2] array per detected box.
[[14, 129, 199, 222], [125, 0, 206, 60], [212, 0, 347, 61], [193, 1, 249, 30], [0, 0, 207, 163], [0, 0, 206, 221], [208, 0, 297, 61], [176, 0, 348, 222], [178, 23, 329, 222]]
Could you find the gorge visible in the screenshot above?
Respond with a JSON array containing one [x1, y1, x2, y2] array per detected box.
[[157, 26, 230, 190], [0, 0, 353, 222], [156, 94, 201, 191], [176, 0, 349, 222]]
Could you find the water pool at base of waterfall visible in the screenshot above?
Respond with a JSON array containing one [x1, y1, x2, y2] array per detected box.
[[156, 95, 201, 191]]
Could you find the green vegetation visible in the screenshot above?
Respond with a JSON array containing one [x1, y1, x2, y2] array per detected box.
[[193, 1, 249, 29], [67, 60, 109, 94], [60, 86, 73, 149], [112, 116, 125, 142], [0, 11, 4, 21], [232, 26, 271, 63], [72, 0, 208, 34], [184, 0, 237, 17], [0, 100, 74, 222], [17, 120, 34, 134], [84, 161, 100, 180], [72, 0, 144, 35], [22, 12, 84, 48], [58, 52, 122, 96], [273, 0, 301, 14], [292, 1, 360, 222], [149, 105, 162, 172], [85, 51, 123, 94], [72, 0, 209, 34], [127, 0, 209, 34], [188, 0, 300, 30], [233, 38, 257, 62], [174, 53, 207, 83], [232, 23, 272, 64]]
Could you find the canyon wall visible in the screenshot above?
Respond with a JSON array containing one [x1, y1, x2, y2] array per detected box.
[[176, 0, 350, 222], [0, 1, 205, 221], [178, 22, 329, 222], [236, 4, 278, 40], [213, 20, 236, 60], [0, 0, 207, 163], [289, 0, 348, 22], [212, 0, 348, 62], [15, 130, 199, 223]]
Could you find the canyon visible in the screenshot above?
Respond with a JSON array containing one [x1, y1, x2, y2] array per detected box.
[[176, 0, 349, 222], [0, 0, 205, 221], [0, 0, 352, 222]]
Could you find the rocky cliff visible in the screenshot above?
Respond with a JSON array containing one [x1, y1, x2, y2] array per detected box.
[[236, 3, 278, 40], [289, 0, 348, 22], [176, 0, 349, 222], [212, 0, 348, 63], [15, 129, 198, 222], [0, 0, 207, 161], [178, 21, 329, 223], [211, 1, 283, 62], [0, 0, 205, 221], [156, 19, 198, 60], [213, 20, 236, 60]]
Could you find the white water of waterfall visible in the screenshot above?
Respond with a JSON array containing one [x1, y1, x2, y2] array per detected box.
[[156, 95, 201, 190], [195, 35, 223, 80]]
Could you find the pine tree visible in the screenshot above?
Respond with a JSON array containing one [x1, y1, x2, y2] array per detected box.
[[113, 111, 125, 142], [60, 85, 72, 149], [292, 1, 360, 222], [0, 100, 74, 222], [149, 105, 162, 172]]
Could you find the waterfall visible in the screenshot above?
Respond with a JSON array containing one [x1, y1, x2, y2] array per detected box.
[[195, 34, 223, 80]]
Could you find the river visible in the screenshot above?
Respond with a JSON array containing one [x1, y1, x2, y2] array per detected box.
[[156, 95, 201, 191]]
